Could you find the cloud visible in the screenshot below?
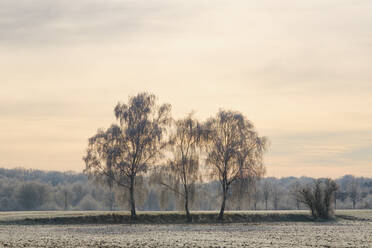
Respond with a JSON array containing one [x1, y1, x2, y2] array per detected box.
[[267, 129, 372, 171], [0, 0, 371, 176], [0, 0, 212, 46]]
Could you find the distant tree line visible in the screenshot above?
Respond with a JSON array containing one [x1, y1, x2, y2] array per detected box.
[[0, 168, 371, 212]]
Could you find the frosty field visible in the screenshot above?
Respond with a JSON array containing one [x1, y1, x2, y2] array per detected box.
[[0, 210, 371, 248]]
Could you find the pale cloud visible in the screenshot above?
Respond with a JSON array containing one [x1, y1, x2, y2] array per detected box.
[[266, 129, 372, 177], [0, 0, 371, 177], [0, 0, 211, 45]]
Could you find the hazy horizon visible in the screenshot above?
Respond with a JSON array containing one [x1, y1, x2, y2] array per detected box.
[[1, 0, 371, 178]]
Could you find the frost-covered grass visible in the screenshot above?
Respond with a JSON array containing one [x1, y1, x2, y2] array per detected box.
[[1, 210, 371, 225], [335, 209, 372, 221], [0, 211, 371, 248], [0, 210, 314, 224], [0, 211, 115, 222]]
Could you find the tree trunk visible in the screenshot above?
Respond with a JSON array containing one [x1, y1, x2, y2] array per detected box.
[[218, 186, 227, 221], [334, 193, 337, 210], [184, 189, 192, 222], [310, 207, 315, 218], [265, 199, 268, 210], [64, 191, 68, 210], [129, 176, 137, 220], [110, 191, 115, 211]]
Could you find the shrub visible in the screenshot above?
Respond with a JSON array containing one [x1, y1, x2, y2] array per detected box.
[[296, 178, 338, 219]]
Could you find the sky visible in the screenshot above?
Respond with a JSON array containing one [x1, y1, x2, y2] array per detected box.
[[0, 0, 371, 178]]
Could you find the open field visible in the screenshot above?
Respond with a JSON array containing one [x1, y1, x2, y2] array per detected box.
[[0, 210, 371, 247]]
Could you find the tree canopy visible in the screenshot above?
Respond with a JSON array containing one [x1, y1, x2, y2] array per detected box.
[[204, 110, 267, 220], [83, 92, 171, 219]]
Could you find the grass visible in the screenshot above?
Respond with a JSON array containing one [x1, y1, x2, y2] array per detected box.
[[2, 210, 371, 247], [2, 210, 370, 225]]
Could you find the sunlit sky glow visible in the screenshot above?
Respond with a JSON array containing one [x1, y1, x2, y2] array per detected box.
[[1, 0, 371, 178]]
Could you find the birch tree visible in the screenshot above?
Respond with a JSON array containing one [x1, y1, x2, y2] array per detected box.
[[83, 92, 171, 219], [204, 110, 267, 220], [151, 114, 204, 222]]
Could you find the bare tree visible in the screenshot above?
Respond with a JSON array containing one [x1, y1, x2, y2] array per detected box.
[[63, 189, 68, 210], [289, 181, 301, 210], [262, 180, 271, 210], [272, 186, 280, 210], [349, 176, 359, 209], [152, 114, 204, 222], [251, 184, 260, 210], [296, 178, 338, 219], [83, 93, 171, 219], [204, 110, 267, 220]]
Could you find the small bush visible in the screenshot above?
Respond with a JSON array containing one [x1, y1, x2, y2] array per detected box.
[[296, 178, 338, 219]]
